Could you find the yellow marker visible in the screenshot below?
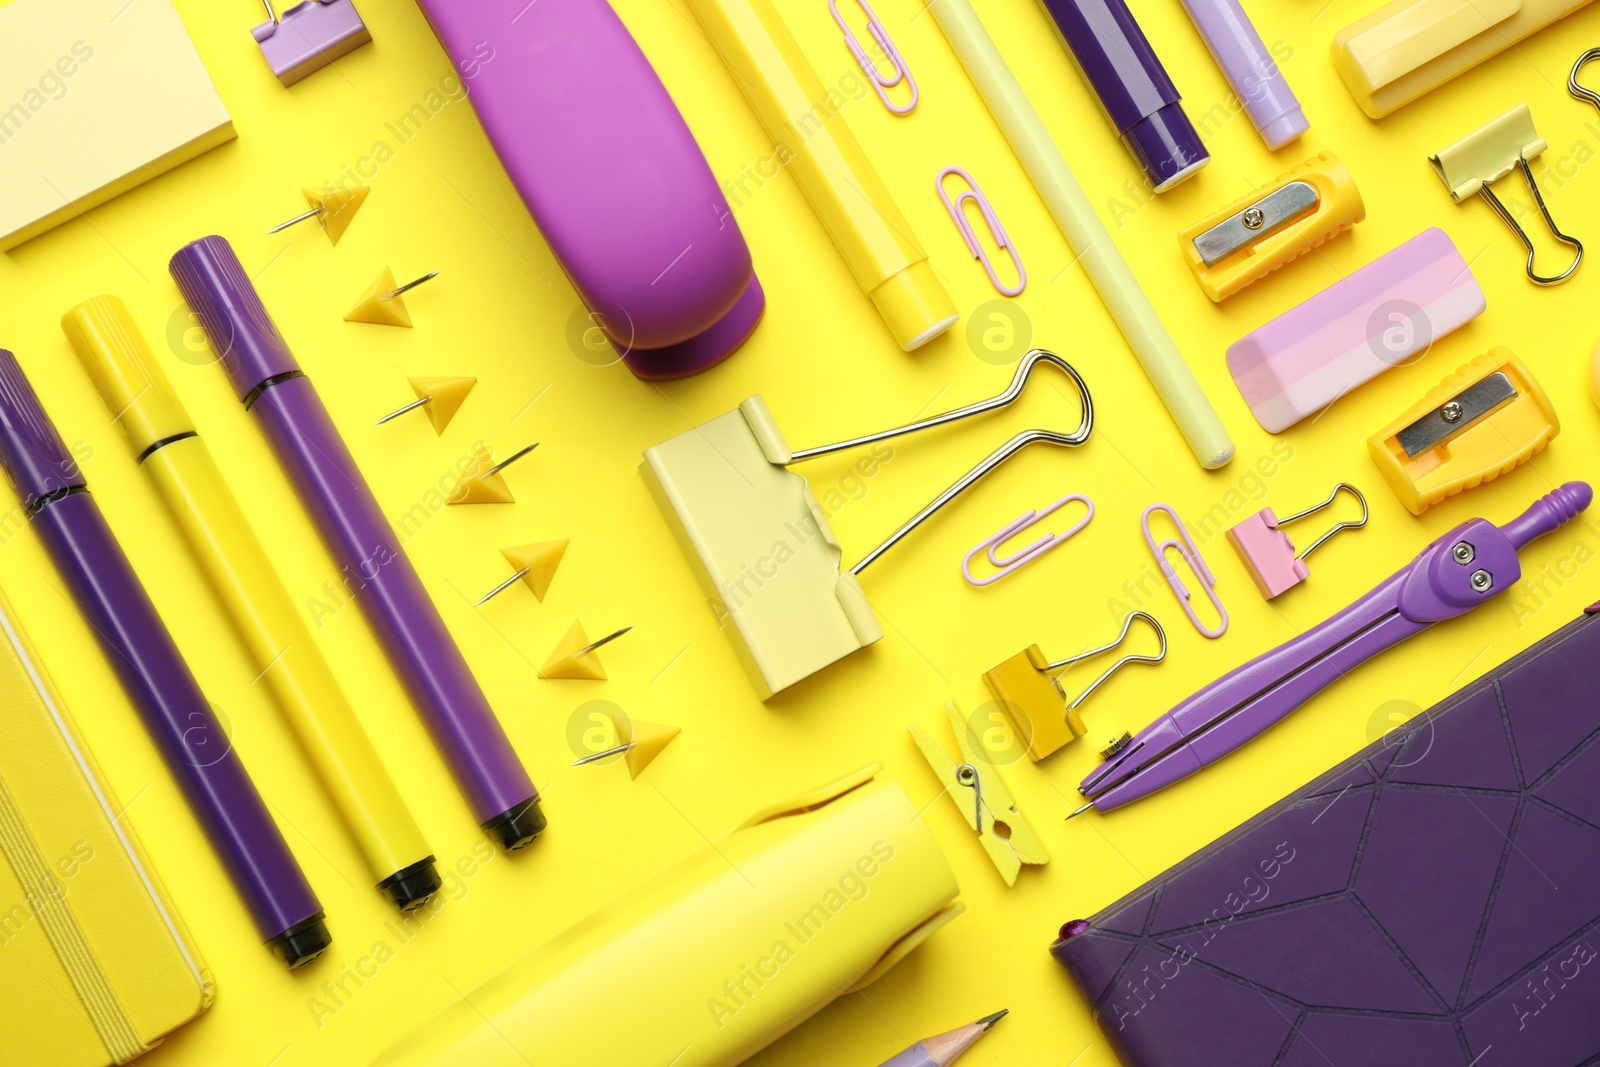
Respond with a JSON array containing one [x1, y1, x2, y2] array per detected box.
[[62, 295, 440, 912], [910, 702, 1048, 886], [683, 0, 957, 351], [1332, 0, 1592, 119], [1179, 152, 1365, 303], [1368, 347, 1558, 516]]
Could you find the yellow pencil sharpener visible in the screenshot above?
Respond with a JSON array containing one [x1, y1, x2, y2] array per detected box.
[[1178, 151, 1365, 303], [1368, 347, 1558, 516]]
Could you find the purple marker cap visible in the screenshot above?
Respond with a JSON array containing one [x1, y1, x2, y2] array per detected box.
[[169, 236, 301, 400], [1036, 0, 1209, 192], [0, 350, 85, 508]]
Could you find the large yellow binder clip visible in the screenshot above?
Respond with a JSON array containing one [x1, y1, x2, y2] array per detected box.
[[1428, 105, 1583, 286], [1332, 0, 1591, 118], [1368, 347, 1558, 516], [1179, 151, 1365, 302], [642, 350, 1093, 699], [983, 612, 1165, 762], [374, 766, 963, 1067], [910, 701, 1049, 886]]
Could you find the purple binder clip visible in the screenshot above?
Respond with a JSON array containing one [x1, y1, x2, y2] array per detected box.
[[252, 0, 372, 87], [415, 0, 764, 380]]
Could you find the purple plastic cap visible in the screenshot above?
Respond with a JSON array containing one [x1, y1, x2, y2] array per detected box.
[[169, 236, 303, 401], [0, 349, 86, 509], [1124, 104, 1210, 192]]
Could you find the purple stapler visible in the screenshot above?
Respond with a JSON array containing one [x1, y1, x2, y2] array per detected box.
[[1077, 482, 1594, 814], [415, 0, 763, 380], [253, 0, 373, 86]]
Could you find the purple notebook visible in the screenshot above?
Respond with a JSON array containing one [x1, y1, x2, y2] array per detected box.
[[1052, 606, 1600, 1066]]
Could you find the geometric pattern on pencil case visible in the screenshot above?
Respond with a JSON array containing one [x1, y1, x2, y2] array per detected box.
[[1051, 610, 1600, 1067]]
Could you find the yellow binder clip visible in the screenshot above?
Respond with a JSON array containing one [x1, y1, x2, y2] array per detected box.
[[1428, 105, 1583, 286], [909, 701, 1048, 886], [1179, 151, 1365, 302], [983, 612, 1165, 763], [1368, 347, 1558, 516], [642, 350, 1092, 699]]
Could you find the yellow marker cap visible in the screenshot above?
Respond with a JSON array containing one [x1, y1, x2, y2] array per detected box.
[[61, 295, 195, 456], [870, 260, 960, 352]]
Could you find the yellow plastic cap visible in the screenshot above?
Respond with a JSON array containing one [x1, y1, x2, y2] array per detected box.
[[869, 260, 958, 352], [61, 295, 195, 455]]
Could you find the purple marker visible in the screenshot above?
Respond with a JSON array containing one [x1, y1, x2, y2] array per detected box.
[[170, 236, 545, 852], [1076, 481, 1593, 814], [1035, 0, 1209, 191], [1177, 0, 1307, 149], [0, 349, 329, 967]]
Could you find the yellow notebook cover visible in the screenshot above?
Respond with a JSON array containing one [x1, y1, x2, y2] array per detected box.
[[0, 584, 213, 1065]]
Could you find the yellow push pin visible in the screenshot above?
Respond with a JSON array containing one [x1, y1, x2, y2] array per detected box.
[[540, 622, 631, 680], [449, 442, 538, 505], [477, 539, 568, 605], [571, 716, 680, 778], [268, 186, 369, 245], [375, 376, 478, 433], [345, 268, 437, 327]]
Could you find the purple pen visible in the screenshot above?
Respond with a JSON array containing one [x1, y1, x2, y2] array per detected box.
[[1035, 0, 1209, 191], [170, 236, 544, 852], [1176, 0, 1307, 149], [1077, 481, 1594, 814], [0, 349, 329, 967]]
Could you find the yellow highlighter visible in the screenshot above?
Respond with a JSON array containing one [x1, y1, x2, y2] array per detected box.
[[685, 0, 958, 351], [62, 295, 440, 912]]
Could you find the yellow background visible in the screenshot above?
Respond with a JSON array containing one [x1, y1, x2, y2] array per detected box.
[[3, 0, 1600, 1063]]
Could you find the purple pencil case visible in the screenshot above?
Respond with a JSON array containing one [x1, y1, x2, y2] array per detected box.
[[1052, 601, 1600, 1066], [1227, 227, 1484, 433], [415, 0, 762, 379]]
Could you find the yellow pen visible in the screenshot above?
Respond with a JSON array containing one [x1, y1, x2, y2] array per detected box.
[[62, 295, 440, 912], [685, 0, 958, 351]]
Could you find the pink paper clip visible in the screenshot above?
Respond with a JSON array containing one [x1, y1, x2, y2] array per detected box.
[[1142, 503, 1228, 638], [829, 0, 918, 115], [963, 493, 1093, 586], [937, 167, 1027, 297]]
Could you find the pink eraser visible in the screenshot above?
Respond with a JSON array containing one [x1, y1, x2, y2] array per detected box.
[[1226, 508, 1307, 599], [253, 0, 372, 87], [1226, 228, 1485, 433]]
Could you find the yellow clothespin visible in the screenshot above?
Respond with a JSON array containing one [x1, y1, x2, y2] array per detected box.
[[1428, 105, 1582, 286], [1179, 151, 1365, 302], [983, 613, 1165, 762], [910, 701, 1048, 887], [641, 351, 1092, 700]]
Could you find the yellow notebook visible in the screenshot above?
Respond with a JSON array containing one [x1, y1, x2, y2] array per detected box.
[[0, 585, 213, 1065]]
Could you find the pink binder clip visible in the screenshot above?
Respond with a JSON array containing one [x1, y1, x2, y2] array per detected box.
[[829, 0, 918, 115], [937, 167, 1027, 297], [252, 0, 372, 87], [1142, 503, 1228, 638], [963, 493, 1092, 586], [1227, 483, 1368, 599]]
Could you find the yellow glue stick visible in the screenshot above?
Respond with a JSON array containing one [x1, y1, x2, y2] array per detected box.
[[62, 295, 440, 911], [685, 0, 958, 350]]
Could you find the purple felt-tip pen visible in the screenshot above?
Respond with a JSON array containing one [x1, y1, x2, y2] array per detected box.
[[169, 235, 545, 852], [1176, 0, 1307, 149], [1035, 0, 1209, 192], [0, 349, 329, 968]]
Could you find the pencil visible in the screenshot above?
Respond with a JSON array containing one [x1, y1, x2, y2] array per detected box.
[[876, 1009, 1008, 1066], [926, 0, 1235, 470]]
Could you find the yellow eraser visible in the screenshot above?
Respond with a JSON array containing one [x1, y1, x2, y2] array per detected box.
[[0, 0, 234, 251], [1367, 347, 1558, 516], [1178, 151, 1365, 302]]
